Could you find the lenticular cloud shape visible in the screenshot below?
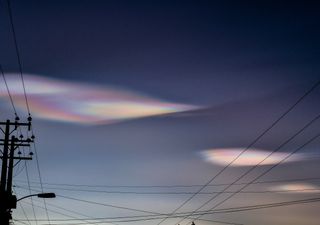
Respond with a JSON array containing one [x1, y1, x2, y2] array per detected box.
[[200, 148, 304, 166], [0, 74, 196, 124], [269, 183, 320, 193]]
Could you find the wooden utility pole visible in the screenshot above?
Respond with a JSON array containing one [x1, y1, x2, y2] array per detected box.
[[0, 118, 33, 225]]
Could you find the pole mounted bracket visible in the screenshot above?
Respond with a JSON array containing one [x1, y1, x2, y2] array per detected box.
[[0, 119, 33, 224]]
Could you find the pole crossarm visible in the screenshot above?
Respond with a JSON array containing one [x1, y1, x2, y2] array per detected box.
[[0, 143, 30, 147], [0, 156, 32, 160], [0, 119, 34, 225]]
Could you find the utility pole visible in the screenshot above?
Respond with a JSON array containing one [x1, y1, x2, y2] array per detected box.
[[0, 117, 33, 225]]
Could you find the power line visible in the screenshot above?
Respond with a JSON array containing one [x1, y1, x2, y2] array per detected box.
[[176, 114, 320, 225], [14, 176, 320, 189], [157, 79, 320, 225], [0, 64, 18, 116], [14, 160, 26, 177], [17, 185, 163, 216], [13, 187, 31, 225], [13, 219, 30, 225], [22, 217, 244, 225], [2, 3, 41, 223], [183, 132, 320, 225], [15, 197, 320, 223], [22, 183, 312, 219], [32, 140, 51, 224], [32, 199, 120, 225], [16, 129, 37, 225], [5, 0, 30, 115], [21, 200, 117, 225], [14, 184, 320, 195], [196, 218, 243, 225], [57, 194, 163, 215], [24, 160, 38, 225], [2, 4, 47, 225]]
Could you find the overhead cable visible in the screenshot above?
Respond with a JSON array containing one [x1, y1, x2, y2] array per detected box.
[[157, 79, 320, 225]]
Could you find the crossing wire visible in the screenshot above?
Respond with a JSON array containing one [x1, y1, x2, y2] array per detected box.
[[0, 64, 18, 116], [32, 139, 52, 224], [32, 198, 121, 225], [176, 113, 320, 225], [13, 184, 320, 195], [5, 0, 30, 115], [13, 219, 30, 225], [21, 200, 118, 225], [57, 194, 162, 215], [182, 131, 320, 225], [4, 1, 51, 220], [24, 159, 38, 225], [157, 79, 320, 225], [14, 197, 320, 224], [2, 2, 47, 224], [17, 185, 163, 216], [13, 186, 32, 225], [13, 176, 320, 189]]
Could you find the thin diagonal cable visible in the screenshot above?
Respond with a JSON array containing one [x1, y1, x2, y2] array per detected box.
[[23, 200, 118, 225], [184, 132, 320, 225], [37, 217, 244, 225], [157, 80, 320, 225], [17, 184, 164, 216], [24, 159, 38, 225], [57, 194, 163, 215], [13, 186, 31, 225], [16, 216, 244, 225], [0, 64, 18, 116], [13, 219, 30, 225], [177, 114, 320, 225], [13, 176, 320, 188], [14, 160, 26, 177], [32, 140, 51, 224], [14, 197, 320, 222], [33, 199, 120, 225], [16, 197, 320, 224], [13, 183, 320, 195], [0, 64, 18, 155], [17, 202, 32, 225], [16, 129, 37, 225], [196, 218, 243, 225], [5, 0, 30, 115]]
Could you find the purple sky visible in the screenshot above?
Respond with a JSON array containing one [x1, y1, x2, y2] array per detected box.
[[0, 1, 320, 225]]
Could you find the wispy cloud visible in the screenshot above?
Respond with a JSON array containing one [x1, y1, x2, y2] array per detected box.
[[200, 148, 307, 166], [269, 183, 320, 193], [0, 74, 197, 124]]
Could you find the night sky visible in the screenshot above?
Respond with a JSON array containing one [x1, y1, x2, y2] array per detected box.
[[0, 1, 320, 225]]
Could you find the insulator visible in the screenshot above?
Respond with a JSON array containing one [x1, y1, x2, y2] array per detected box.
[[29, 152, 34, 156], [19, 134, 23, 139], [15, 116, 20, 121], [31, 135, 35, 139], [18, 151, 21, 155], [27, 116, 32, 122]]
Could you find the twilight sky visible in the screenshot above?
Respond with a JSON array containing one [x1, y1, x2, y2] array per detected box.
[[0, 1, 320, 225]]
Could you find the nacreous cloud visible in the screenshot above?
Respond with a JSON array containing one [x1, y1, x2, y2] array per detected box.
[[269, 183, 320, 193], [200, 148, 305, 166], [0, 74, 197, 124]]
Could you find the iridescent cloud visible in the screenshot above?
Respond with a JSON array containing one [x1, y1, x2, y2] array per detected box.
[[200, 148, 305, 166], [269, 183, 320, 193], [0, 74, 197, 124]]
